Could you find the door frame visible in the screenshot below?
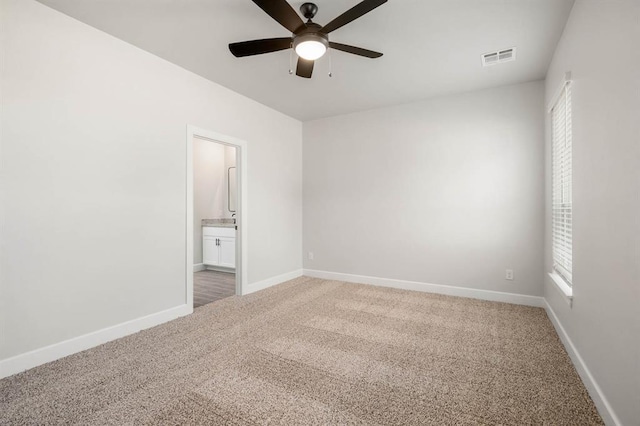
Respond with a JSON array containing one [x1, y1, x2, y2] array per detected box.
[[186, 125, 248, 308]]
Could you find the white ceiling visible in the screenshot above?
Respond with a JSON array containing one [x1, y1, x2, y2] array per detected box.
[[37, 0, 574, 121]]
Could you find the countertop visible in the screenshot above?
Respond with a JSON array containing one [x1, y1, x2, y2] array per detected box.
[[202, 218, 236, 228]]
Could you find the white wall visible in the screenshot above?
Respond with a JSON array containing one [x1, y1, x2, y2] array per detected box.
[[193, 139, 235, 265], [303, 81, 545, 296], [0, 0, 302, 361], [544, 1, 640, 425]]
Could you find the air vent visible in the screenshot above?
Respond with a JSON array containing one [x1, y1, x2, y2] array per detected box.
[[481, 47, 516, 67]]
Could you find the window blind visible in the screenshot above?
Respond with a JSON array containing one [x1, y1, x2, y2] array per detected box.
[[551, 83, 572, 285]]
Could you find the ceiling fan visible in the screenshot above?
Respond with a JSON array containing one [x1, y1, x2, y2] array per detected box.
[[229, 0, 387, 78]]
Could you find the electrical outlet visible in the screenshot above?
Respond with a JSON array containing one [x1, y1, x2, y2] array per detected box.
[[505, 269, 514, 280], [308, 252, 314, 260]]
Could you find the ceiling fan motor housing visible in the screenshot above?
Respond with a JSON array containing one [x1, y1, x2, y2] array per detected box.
[[293, 22, 329, 51]]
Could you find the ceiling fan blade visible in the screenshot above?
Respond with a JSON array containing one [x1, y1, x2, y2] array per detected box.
[[321, 0, 387, 34], [329, 42, 383, 58], [252, 0, 305, 33], [229, 37, 292, 57], [296, 58, 314, 78]]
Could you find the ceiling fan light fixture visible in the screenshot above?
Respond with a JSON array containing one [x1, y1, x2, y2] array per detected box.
[[293, 34, 328, 60]]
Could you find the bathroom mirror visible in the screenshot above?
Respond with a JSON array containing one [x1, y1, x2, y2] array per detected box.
[[228, 166, 237, 213]]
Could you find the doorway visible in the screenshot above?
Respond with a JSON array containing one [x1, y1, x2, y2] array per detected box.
[[186, 126, 247, 310]]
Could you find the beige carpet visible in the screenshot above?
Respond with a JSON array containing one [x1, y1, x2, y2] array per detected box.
[[0, 277, 603, 425]]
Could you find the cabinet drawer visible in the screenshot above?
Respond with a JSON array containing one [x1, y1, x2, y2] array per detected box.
[[203, 226, 235, 237]]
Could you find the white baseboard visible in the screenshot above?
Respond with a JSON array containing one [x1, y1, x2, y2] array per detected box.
[[303, 269, 545, 308], [194, 264, 235, 273], [243, 269, 303, 295], [544, 301, 620, 426], [0, 304, 192, 379], [204, 265, 235, 274]]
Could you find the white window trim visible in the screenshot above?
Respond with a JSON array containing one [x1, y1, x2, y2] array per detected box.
[[547, 71, 572, 112], [549, 272, 573, 306]]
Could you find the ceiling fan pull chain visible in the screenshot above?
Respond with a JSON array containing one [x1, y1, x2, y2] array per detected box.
[[328, 49, 333, 77], [288, 48, 294, 75]]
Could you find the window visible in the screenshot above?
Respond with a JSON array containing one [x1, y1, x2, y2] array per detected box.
[[551, 82, 573, 287]]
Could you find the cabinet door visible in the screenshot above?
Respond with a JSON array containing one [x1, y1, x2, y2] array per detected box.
[[203, 236, 220, 266], [218, 237, 236, 268]]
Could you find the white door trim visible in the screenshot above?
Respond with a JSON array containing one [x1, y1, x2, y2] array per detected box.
[[186, 125, 248, 306]]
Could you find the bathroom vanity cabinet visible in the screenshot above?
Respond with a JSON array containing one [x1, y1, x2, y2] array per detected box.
[[203, 226, 235, 269]]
